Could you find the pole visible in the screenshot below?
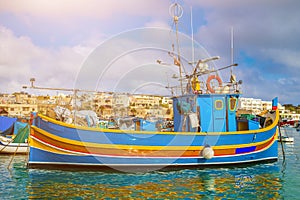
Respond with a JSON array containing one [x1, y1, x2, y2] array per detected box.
[[231, 27, 234, 75]]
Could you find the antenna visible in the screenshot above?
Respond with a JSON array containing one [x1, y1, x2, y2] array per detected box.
[[190, 6, 195, 67], [230, 27, 234, 75]]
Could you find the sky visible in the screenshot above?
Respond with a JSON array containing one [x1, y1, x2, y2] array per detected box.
[[0, 0, 299, 105]]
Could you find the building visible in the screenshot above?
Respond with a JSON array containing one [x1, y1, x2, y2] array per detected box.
[[238, 97, 263, 114], [238, 97, 300, 120], [0, 93, 38, 117]]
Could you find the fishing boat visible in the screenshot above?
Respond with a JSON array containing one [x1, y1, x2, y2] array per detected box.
[[0, 116, 29, 154], [27, 3, 279, 170]]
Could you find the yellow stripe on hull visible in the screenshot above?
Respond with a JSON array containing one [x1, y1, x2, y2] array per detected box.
[[29, 136, 78, 155]]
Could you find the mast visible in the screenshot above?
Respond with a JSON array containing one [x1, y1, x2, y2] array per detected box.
[[169, 3, 184, 95]]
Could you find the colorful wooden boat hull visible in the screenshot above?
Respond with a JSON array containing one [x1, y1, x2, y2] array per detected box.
[[28, 111, 279, 169]]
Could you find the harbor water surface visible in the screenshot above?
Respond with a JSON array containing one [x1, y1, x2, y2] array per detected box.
[[1, 127, 299, 199]]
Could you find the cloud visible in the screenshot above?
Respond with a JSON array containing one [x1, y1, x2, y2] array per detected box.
[[262, 48, 300, 70], [0, 26, 91, 94], [0, 0, 169, 20], [0, 25, 187, 97], [182, 0, 300, 104], [191, 0, 299, 55], [74, 27, 199, 96], [144, 21, 171, 29], [0, 0, 172, 48]]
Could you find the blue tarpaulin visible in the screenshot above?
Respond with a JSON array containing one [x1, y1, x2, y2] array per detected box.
[[0, 116, 17, 132]]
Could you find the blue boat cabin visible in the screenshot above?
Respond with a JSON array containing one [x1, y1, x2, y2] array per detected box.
[[173, 94, 259, 132]]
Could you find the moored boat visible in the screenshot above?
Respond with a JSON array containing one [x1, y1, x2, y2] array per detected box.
[[279, 119, 298, 127], [28, 97, 279, 170], [0, 117, 29, 154], [278, 135, 294, 143], [0, 136, 29, 154], [27, 3, 279, 171]]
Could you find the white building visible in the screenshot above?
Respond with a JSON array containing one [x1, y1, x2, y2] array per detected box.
[[238, 97, 300, 120], [238, 97, 263, 114]]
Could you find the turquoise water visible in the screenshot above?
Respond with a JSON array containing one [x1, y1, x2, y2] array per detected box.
[[1, 128, 299, 199]]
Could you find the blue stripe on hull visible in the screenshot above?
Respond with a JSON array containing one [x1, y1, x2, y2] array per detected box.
[[28, 141, 277, 167], [235, 146, 256, 154]]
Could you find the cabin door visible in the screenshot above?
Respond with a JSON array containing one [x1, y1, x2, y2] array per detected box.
[[212, 96, 226, 132]]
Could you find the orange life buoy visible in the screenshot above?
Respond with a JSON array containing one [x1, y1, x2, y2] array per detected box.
[[206, 75, 222, 93]]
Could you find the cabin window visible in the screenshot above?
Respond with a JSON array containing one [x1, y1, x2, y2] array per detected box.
[[214, 100, 223, 110], [229, 97, 237, 111]]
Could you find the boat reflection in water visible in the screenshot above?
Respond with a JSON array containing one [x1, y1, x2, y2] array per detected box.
[[26, 164, 282, 199]]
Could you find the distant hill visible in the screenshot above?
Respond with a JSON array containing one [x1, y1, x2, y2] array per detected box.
[[283, 104, 300, 114]]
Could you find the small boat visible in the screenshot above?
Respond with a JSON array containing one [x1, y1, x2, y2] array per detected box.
[[0, 136, 29, 154], [280, 119, 300, 128], [278, 126, 295, 143], [278, 135, 294, 143], [0, 117, 29, 154], [27, 3, 279, 170]]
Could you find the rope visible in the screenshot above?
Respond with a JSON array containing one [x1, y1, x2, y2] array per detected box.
[[7, 141, 20, 169], [0, 136, 13, 152], [278, 123, 286, 164], [1, 124, 30, 169]]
